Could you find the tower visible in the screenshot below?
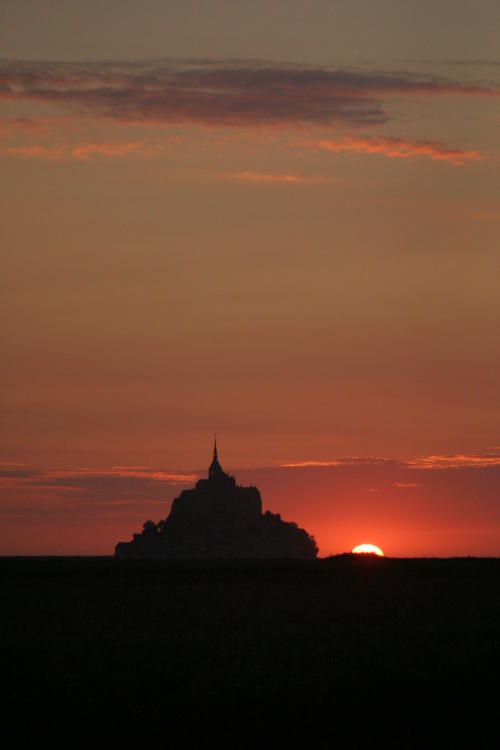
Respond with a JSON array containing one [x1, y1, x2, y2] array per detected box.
[[208, 434, 224, 480]]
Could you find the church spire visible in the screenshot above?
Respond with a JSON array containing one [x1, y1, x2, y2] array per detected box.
[[209, 433, 224, 480]]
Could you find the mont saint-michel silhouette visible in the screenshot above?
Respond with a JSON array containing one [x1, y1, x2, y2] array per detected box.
[[115, 439, 318, 559]]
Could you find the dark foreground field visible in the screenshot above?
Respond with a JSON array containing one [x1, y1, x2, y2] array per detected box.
[[3, 557, 499, 748]]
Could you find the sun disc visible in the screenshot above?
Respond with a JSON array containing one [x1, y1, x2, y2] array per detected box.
[[352, 543, 384, 556]]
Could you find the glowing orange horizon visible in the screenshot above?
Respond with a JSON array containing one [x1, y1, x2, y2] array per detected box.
[[352, 544, 384, 556]]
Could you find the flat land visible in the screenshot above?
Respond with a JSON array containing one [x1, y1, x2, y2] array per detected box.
[[3, 557, 499, 747]]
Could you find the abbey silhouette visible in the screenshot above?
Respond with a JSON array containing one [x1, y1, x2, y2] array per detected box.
[[115, 438, 318, 559]]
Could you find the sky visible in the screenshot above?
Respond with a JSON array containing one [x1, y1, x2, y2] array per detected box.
[[1, 2, 499, 556]]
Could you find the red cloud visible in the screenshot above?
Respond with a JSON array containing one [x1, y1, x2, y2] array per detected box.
[[3, 141, 145, 160], [230, 171, 319, 184], [70, 142, 145, 159], [281, 460, 344, 467], [280, 454, 500, 471], [405, 454, 500, 469], [315, 135, 482, 164], [0, 117, 44, 135], [41, 467, 199, 484]]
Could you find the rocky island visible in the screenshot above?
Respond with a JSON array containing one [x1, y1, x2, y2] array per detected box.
[[115, 440, 318, 559]]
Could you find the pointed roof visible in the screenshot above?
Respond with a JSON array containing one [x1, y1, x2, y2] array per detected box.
[[209, 433, 223, 479]]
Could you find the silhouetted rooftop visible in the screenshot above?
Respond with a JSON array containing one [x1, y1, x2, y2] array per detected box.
[[115, 439, 318, 560]]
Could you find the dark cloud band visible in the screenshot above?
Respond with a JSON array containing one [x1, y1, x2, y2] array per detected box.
[[1, 59, 498, 129]]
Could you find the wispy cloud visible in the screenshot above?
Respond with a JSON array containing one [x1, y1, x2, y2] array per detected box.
[[0, 117, 45, 135], [281, 454, 500, 471], [314, 135, 482, 164], [68, 141, 145, 159], [3, 141, 146, 160], [43, 467, 199, 484], [281, 460, 344, 468], [229, 171, 319, 184], [1, 59, 498, 131], [280, 457, 391, 468], [405, 454, 500, 470], [0, 465, 199, 492]]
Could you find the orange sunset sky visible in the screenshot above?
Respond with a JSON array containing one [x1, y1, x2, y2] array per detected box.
[[1, 1, 500, 556]]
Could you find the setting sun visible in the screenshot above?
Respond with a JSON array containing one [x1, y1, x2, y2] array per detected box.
[[352, 544, 384, 556]]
